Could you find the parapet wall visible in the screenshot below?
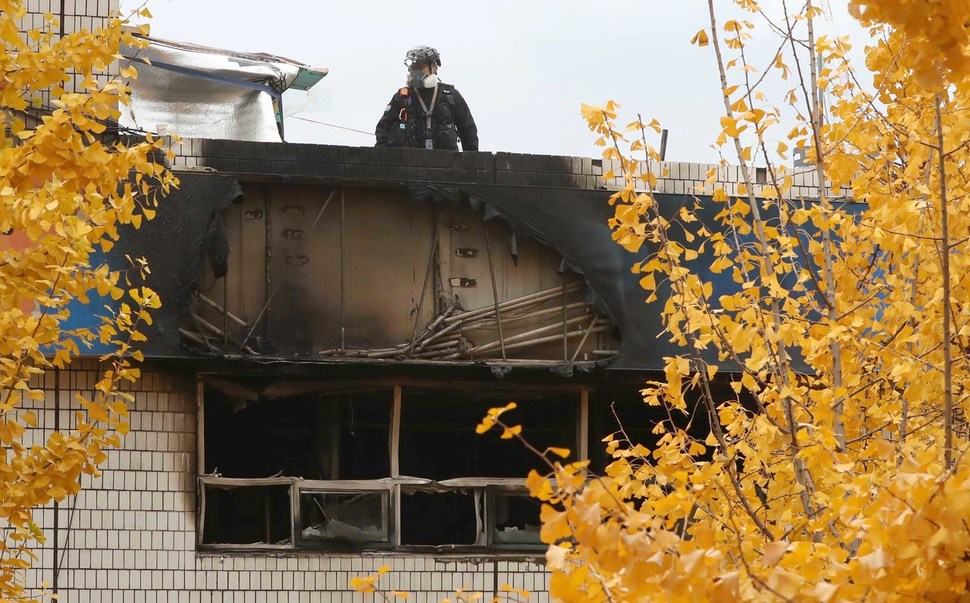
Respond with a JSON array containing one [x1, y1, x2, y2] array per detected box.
[[170, 138, 825, 200]]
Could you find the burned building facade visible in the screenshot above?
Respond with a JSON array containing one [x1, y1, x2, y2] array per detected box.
[[22, 137, 826, 601], [10, 3, 833, 600]]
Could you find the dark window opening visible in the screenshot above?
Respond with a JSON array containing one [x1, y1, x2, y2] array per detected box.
[[299, 490, 389, 544], [588, 380, 747, 474], [491, 491, 542, 546], [400, 389, 577, 480], [202, 483, 291, 546], [326, 392, 392, 480], [204, 392, 314, 478], [588, 388, 663, 476], [756, 166, 768, 184], [400, 490, 479, 546], [204, 385, 391, 480]]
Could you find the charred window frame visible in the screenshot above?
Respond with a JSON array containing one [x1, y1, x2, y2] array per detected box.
[[486, 485, 544, 548], [198, 477, 297, 549], [197, 378, 586, 552], [296, 481, 393, 548]]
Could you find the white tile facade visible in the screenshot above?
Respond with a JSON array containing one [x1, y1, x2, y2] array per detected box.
[[23, 361, 550, 601], [17, 0, 120, 112]]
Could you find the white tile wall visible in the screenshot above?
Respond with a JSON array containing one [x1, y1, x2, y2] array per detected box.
[[22, 360, 551, 602], [16, 0, 121, 113], [607, 159, 825, 199]]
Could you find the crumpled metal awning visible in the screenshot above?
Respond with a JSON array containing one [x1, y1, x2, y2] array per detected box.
[[120, 34, 328, 142]]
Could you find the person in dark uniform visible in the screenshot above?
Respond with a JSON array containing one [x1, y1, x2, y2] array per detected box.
[[375, 46, 479, 151]]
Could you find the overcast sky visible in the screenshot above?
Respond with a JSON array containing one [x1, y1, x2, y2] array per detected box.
[[124, 1, 872, 163]]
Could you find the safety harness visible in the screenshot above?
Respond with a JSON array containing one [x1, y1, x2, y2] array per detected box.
[[414, 83, 440, 149]]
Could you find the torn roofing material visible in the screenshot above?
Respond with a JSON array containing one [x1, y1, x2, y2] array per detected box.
[[120, 34, 328, 142]]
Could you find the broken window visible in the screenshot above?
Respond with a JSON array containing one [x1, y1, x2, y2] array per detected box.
[[489, 488, 543, 547], [400, 489, 481, 547], [199, 378, 590, 552], [298, 485, 390, 546], [200, 479, 293, 547]]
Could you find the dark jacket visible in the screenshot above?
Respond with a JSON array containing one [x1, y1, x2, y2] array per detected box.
[[375, 83, 479, 151]]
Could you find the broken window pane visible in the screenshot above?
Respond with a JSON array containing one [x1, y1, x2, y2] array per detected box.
[[400, 489, 481, 546], [299, 490, 389, 544], [490, 491, 542, 547], [202, 483, 292, 546]]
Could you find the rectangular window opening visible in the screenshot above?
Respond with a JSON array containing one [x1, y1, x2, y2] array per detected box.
[[202, 482, 292, 546], [199, 378, 596, 552], [299, 489, 389, 545], [400, 388, 578, 480], [400, 489, 481, 547], [490, 490, 543, 548], [203, 382, 392, 480]]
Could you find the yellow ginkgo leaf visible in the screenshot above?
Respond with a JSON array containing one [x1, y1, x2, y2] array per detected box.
[[691, 29, 710, 47]]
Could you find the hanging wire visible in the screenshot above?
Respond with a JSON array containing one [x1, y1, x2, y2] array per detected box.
[[289, 116, 373, 137]]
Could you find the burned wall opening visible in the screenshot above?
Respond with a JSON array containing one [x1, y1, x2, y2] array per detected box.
[[203, 382, 392, 480], [399, 388, 578, 480], [199, 375, 649, 551]]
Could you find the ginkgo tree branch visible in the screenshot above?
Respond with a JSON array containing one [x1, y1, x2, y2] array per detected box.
[[804, 1, 847, 453], [935, 93, 955, 467], [729, 11, 838, 324], [706, 0, 820, 524], [613, 119, 777, 541]]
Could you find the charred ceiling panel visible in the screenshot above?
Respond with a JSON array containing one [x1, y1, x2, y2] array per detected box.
[[242, 185, 442, 354], [190, 181, 615, 362], [338, 189, 438, 349]]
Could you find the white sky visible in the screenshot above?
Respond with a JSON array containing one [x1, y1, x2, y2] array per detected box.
[[124, 1, 873, 163]]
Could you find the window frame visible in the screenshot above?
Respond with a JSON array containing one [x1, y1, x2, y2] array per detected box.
[[485, 484, 545, 549], [198, 476, 297, 551], [295, 480, 394, 548], [197, 378, 587, 553]]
